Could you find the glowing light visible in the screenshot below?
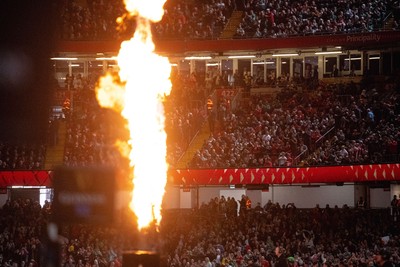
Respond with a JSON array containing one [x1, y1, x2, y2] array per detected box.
[[96, 0, 171, 230]]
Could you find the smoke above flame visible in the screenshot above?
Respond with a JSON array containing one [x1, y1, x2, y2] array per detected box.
[[96, 0, 171, 230]]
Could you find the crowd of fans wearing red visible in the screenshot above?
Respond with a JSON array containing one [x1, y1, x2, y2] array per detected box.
[[56, 0, 234, 40], [191, 75, 400, 168], [55, 0, 399, 41], [57, 0, 400, 40], [234, 0, 392, 39], [0, 69, 399, 170], [55, 67, 400, 170], [1, 1, 400, 266], [0, 0, 398, 171], [0, 196, 399, 267], [0, 143, 45, 170]]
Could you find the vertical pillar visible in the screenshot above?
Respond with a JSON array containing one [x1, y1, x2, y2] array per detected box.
[[318, 56, 324, 79], [276, 58, 281, 78]]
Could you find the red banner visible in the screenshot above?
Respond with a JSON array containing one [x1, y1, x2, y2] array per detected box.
[[168, 164, 400, 185], [0, 171, 53, 187], [0, 164, 399, 187]]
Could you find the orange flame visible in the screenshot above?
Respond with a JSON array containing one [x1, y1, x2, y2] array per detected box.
[[96, 0, 171, 230]]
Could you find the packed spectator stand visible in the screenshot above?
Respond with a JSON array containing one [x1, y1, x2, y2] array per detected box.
[[0, 70, 399, 170], [55, 0, 399, 41], [1, 0, 399, 170], [190, 74, 400, 168], [233, 0, 392, 39], [1, 1, 400, 267], [1, 196, 400, 267]]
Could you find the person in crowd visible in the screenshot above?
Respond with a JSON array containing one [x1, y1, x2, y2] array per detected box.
[[391, 195, 399, 219], [275, 247, 288, 267], [374, 249, 394, 267]]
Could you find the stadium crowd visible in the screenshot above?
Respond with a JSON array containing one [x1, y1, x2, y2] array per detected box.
[[60, 69, 210, 169], [0, 0, 397, 171], [56, 0, 235, 41], [55, 0, 397, 41], [191, 74, 400, 168], [58, 69, 400, 170], [0, 196, 399, 267], [0, 69, 399, 170], [0, 142, 46, 170], [234, 0, 391, 38]]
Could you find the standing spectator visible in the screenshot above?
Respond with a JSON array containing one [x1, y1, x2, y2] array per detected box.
[[367, 108, 375, 128], [391, 195, 399, 219], [332, 65, 339, 77], [275, 247, 288, 267], [357, 196, 366, 209], [373, 250, 394, 267]]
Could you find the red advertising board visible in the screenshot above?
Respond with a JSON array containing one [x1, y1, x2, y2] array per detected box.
[[0, 164, 399, 187]]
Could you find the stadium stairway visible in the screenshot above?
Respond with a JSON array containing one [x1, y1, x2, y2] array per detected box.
[[220, 11, 243, 39], [44, 120, 66, 169], [384, 16, 394, 30], [175, 121, 211, 169], [383, 12, 395, 31]]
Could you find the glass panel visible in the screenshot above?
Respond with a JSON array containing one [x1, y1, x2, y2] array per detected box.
[[205, 61, 220, 94], [179, 60, 190, 78], [350, 54, 361, 72], [220, 60, 233, 88], [368, 54, 380, 75], [382, 52, 391, 75], [88, 60, 105, 90], [54, 60, 69, 89], [280, 57, 290, 77], [325, 57, 338, 77], [238, 59, 251, 91], [70, 61, 85, 90], [266, 58, 276, 85], [221, 59, 233, 73], [305, 56, 318, 80], [339, 54, 350, 72], [40, 188, 53, 207], [292, 58, 303, 83], [252, 60, 265, 86], [195, 60, 206, 87], [206, 61, 220, 77], [238, 59, 251, 76]]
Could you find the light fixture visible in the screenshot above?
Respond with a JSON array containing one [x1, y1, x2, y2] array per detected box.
[[50, 57, 78, 61], [369, 56, 380, 60], [227, 55, 256, 59], [95, 56, 118, 60], [206, 63, 220, 66], [272, 53, 299, 57], [344, 57, 361, 61], [315, 51, 342, 55], [184, 56, 212, 60], [253, 61, 275, 65]]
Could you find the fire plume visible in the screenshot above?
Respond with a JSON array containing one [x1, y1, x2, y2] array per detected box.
[[96, 0, 171, 231]]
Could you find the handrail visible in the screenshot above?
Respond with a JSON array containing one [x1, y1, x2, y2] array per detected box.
[[293, 126, 335, 166], [316, 126, 336, 144], [383, 11, 393, 23], [293, 147, 309, 166]]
